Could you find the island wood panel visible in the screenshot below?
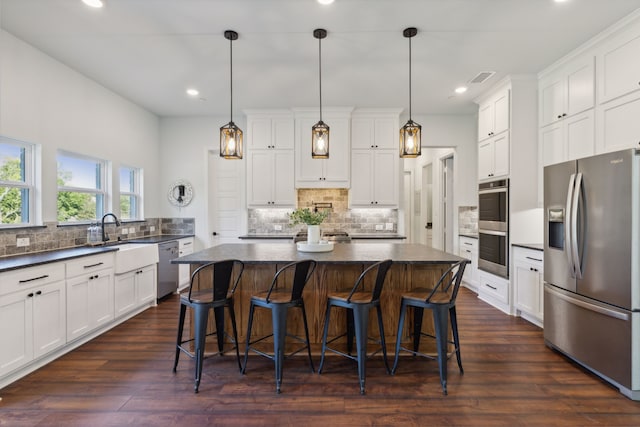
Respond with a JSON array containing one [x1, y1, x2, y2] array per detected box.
[[186, 261, 452, 354]]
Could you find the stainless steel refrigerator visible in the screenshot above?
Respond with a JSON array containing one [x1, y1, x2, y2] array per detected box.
[[544, 148, 640, 400]]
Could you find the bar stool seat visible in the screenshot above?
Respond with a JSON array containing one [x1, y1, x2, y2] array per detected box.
[[318, 259, 393, 395], [242, 259, 317, 394], [173, 259, 244, 393], [392, 260, 469, 395]]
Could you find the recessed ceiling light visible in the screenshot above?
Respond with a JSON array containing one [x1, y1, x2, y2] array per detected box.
[[318, 0, 335, 5], [82, 0, 104, 8], [554, 0, 569, 3], [186, 88, 199, 97], [455, 86, 468, 94]]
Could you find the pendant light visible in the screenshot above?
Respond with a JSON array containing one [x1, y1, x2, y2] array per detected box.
[[400, 27, 422, 158], [220, 30, 243, 159], [312, 28, 329, 159]]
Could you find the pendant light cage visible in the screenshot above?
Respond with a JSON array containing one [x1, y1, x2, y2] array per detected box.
[[220, 30, 243, 159], [312, 28, 329, 159], [400, 27, 421, 158]]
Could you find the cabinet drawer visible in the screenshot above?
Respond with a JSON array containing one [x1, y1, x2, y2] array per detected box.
[[479, 274, 509, 305], [512, 247, 543, 269], [178, 237, 194, 251], [0, 263, 65, 296], [66, 253, 114, 278]]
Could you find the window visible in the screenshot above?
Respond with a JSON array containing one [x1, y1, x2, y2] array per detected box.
[[0, 137, 36, 226], [119, 166, 142, 220], [57, 151, 108, 223]]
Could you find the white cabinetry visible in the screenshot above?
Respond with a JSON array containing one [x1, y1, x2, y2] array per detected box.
[[596, 25, 640, 153], [477, 270, 510, 315], [477, 88, 509, 142], [247, 150, 295, 207], [114, 265, 156, 318], [458, 236, 478, 291], [513, 246, 544, 327], [350, 150, 399, 207], [66, 253, 114, 342], [246, 112, 294, 150], [295, 109, 352, 188], [0, 263, 66, 378], [178, 237, 194, 291], [351, 114, 398, 149], [478, 132, 509, 181]]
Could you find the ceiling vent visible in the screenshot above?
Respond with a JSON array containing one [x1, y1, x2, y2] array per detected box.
[[469, 71, 496, 84]]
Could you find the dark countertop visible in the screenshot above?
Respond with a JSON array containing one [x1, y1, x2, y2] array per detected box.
[[126, 234, 194, 244], [173, 242, 463, 265], [459, 233, 478, 239], [0, 246, 119, 273], [512, 243, 544, 251], [237, 234, 406, 240]]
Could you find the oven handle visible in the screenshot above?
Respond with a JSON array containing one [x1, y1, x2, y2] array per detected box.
[[478, 229, 507, 237], [478, 188, 507, 195]]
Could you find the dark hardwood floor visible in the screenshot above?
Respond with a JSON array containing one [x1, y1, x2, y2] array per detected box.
[[2, 287, 640, 426]]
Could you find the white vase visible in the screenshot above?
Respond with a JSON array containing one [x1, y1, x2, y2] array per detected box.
[[307, 225, 320, 244]]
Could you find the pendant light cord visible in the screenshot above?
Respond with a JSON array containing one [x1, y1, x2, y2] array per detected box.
[[318, 35, 323, 122], [408, 34, 412, 121], [229, 36, 234, 123]]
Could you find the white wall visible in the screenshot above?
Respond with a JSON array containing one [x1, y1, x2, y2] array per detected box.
[[159, 116, 247, 250], [0, 30, 161, 222], [404, 114, 477, 252]]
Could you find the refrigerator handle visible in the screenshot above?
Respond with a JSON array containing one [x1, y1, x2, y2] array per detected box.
[[571, 173, 583, 279], [565, 173, 576, 278]]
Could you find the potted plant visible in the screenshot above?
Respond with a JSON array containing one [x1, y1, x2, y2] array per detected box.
[[289, 208, 328, 244]]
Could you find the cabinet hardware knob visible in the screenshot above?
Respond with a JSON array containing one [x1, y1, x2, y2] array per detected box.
[[36, 290, 42, 295], [212, 232, 218, 236], [562, 113, 567, 117], [371, 145, 374, 148], [557, 115, 562, 119], [27, 293, 34, 298]]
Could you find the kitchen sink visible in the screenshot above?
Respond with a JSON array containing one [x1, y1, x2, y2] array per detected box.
[[114, 243, 159, 274]]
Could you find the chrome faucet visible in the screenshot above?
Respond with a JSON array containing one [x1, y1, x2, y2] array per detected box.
[[101, 212, 121, 242]]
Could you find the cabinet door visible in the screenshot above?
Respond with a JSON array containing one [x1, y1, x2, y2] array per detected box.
[[492, 90, 510, 135], [295, 117, 324, 184], [540, 77, 565, 127], [323, 117, 350, 184], [478, 140, 494, 180], [540, 122, 564, 167], [66, 276, 91, 340], [272, 118, 295, 149], [374, 118, 397, 149], [247, 118, 272, 150], [493, 132, 509, 178], [137, 266, 157, 306], [373, 150, 399, 206], [114, 272, 136, 317], [514, 261, 540, 315], [350, 150, 374, 206], [351, 117, 374, 149], [90, 271, 114, 328], [598, 30, 640, 104], [272, 150, 295, 206], [478, 102, 494, 141], [566, 58, 595, 116], [566, 110, 595, 161], [0, 291, 32, 377], [247, 150, 274, 206], [32, 281, 66, 358], [597, 94, 640, 153]]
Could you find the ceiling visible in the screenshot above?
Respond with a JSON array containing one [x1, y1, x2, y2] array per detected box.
[[1, 0, 640, 118]]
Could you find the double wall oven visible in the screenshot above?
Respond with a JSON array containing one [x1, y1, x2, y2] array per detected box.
[[478, 179, 509, 278]]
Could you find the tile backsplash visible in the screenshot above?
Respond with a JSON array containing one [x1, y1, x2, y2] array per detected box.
[[0, 218, 194, 257], [248, 189, 398, 235], [458, 206, 478, 235]]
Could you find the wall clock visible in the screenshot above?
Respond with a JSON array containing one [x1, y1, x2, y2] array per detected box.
[[168, 179, 193, 207]]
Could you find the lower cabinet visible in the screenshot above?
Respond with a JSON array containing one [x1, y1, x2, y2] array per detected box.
[[178, 237, 194, 291], [477, 270, 511, 315], [458, 236, 478, 291], [66, 267, 114, 342], [512, 246, 544, 327], [114, 265, 157, 318]]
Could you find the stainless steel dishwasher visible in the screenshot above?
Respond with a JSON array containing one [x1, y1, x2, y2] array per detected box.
[[157, 240, 179, 299]]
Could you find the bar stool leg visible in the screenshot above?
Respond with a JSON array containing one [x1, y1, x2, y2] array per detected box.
[[376, 304, 390, 374], [412, 306, 424, 353], [433, 305, 450, 395], [173, 303, 187, 373], [241, 301, 256, 375], [193, 304, 210, 393], [272, 304, 288, 394], [213, 305, 226, 353], [392, 299, 408, 375], [300, 301, 315, 372], [352, 305, 369, 395], [450, 306, 463, 374], [318, 302, 332, 374], [346, 309, 355, 355], [227, 301, 242, 372]]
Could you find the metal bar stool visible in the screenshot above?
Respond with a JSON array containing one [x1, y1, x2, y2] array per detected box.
[[392, 260, 469, 395], [242, 259, 317, 394], [318, 259, 393, 395], [173, 259, 244, 393]]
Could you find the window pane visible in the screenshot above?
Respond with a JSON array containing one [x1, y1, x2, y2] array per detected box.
[[57, 191, 100, 222], [120, 167, 134, 192], [57, 154, 101, 190], [0, 143, 26, 183], [120, 195, 137, 220], [0, 187, 28, 224]]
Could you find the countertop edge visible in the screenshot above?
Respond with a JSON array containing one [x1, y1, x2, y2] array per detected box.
[[512, 243, 544, 251]]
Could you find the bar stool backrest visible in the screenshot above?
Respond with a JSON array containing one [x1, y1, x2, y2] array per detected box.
[[187, 259, 245, 303], [266, 259, 317, 303], [424, 260, 468, 304], [346, 259, 393, 303]]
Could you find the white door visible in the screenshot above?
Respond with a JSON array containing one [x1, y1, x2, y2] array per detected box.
[[422, 163, 433, 247], [403, 171, 413, 243], [208, 150, 245, 246], [442, 155, 454, 253]]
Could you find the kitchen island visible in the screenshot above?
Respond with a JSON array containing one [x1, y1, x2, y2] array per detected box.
[[173, 243, 464, 350]]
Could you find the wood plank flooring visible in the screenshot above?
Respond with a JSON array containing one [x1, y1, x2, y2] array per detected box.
[[1, 287, 640, 426]]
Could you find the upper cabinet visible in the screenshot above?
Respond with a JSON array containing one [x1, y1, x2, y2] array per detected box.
[[246, 111, 295, 150], [539, 56, 595, 128], [478, 132, 509, 181], [477, 89, 509, 142], [351, 113, 399, 150], [294, 108, 352, 188]]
